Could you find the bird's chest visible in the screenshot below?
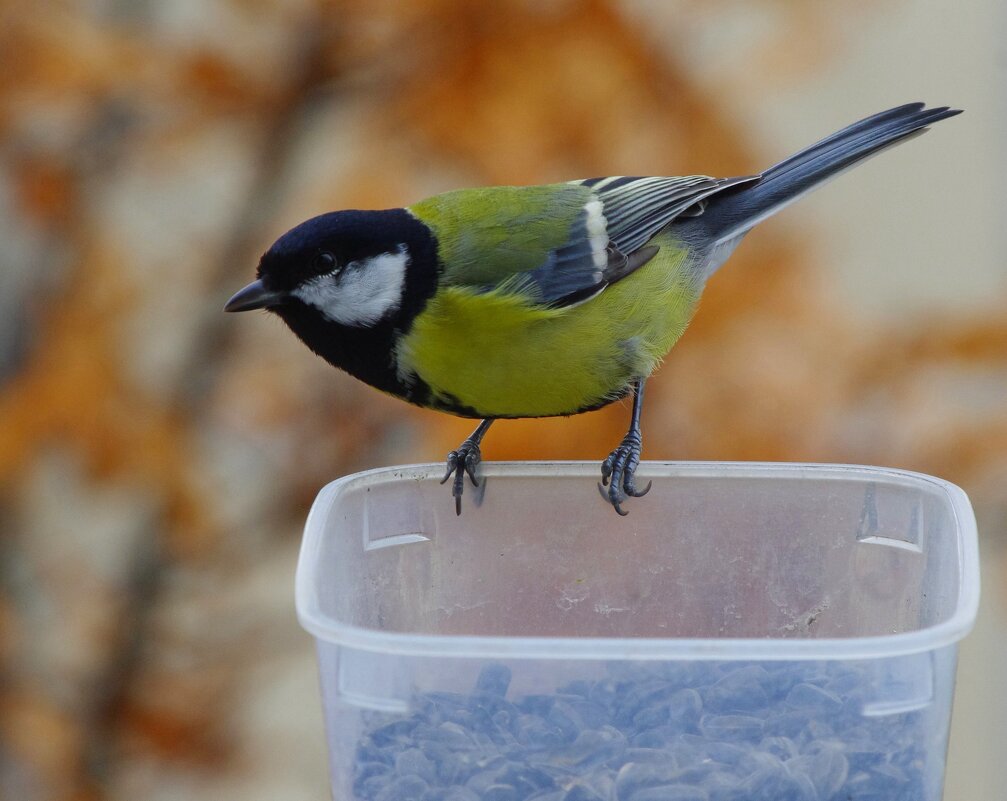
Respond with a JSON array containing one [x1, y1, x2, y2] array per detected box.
[[395, 269, 700, 418]]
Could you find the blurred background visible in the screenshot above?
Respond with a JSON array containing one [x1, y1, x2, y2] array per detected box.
[[1, 1, 1004, 799]]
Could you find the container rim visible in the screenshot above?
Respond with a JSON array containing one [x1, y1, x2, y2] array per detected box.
[[295, 461, 980, 661]]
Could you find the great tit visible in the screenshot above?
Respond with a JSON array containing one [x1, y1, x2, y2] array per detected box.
[[225, 103, 960, 515]]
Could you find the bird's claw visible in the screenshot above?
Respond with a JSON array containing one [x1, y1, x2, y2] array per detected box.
[[441, 439, 483, 515], [599, 430, 651, 515]]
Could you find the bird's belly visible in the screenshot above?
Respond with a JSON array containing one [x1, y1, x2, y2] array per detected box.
[[396, 246, 701, 418], [416, 329, 636, 418]]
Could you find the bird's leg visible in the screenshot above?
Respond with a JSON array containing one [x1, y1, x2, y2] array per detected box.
[[441, 418, 494, 516], [599, 378, 652, 516]]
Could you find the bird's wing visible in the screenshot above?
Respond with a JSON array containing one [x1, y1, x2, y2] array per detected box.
[[581, 175, 757, 252], [521, 174, 759, 307], [411, 176, 758, 309]]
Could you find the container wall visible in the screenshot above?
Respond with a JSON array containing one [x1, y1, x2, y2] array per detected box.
[[304, 464, 967, 642]]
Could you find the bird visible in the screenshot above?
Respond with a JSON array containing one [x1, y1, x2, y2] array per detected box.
[[225, 102, 960, 516]]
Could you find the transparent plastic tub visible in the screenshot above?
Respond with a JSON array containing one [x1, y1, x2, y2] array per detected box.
[[296, 462, 979, 801]]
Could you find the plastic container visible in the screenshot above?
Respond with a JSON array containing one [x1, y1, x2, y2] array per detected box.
[[296, 462, 979, 801]]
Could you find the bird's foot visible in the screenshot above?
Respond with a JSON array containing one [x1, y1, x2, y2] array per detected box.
[[440, 437, 483, 516], [598, 429, 652, 516]]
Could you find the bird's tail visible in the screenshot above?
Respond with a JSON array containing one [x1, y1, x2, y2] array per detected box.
[[697, 103, 961, 246]]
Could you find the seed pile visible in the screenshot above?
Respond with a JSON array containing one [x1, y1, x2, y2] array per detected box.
[[352, 661, 934, 801]]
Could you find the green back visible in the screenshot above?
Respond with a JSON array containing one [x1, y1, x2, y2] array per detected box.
[[409, 183, 592, 287]]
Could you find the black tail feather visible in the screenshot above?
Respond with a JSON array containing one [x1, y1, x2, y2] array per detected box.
[[696, 103, 961, 245]]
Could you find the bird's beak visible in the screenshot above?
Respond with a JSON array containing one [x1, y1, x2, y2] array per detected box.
[[224, 280, 287, 312]]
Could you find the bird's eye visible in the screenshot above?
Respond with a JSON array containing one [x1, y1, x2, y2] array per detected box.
[[312, 251, 337, 273]]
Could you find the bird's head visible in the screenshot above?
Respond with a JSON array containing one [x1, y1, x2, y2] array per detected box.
[[225, 209, 436, 330]]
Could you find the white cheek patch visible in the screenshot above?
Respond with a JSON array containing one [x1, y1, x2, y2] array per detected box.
[[293, 245, 409, 327]]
